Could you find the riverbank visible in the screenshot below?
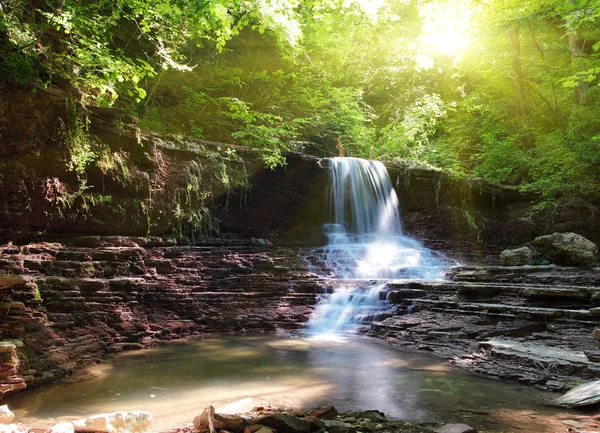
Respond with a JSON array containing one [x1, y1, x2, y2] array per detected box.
[[2, 237, 600, 403], [5, 397, 600, 433]]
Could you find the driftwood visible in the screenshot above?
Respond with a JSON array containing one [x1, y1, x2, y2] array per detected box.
[[207, 405, 216, 433]]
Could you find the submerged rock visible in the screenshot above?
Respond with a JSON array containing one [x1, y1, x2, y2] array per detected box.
[[433, 424, 476, 433], [500, 247, 533, 266], [549, 380, 600, 407], [534, 232, 598, 267]]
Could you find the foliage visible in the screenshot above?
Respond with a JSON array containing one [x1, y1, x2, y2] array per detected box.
[[2, 0, 600, 203]]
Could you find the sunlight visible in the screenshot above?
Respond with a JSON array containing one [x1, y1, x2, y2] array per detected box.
[[343, 0, 385, 21], [418, 0, 474, 56]]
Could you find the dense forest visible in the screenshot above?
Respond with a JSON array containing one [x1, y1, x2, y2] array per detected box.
[[1, 0, 599, 208]]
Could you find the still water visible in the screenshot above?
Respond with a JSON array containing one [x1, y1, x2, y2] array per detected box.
[[11, 334, 570, 432]]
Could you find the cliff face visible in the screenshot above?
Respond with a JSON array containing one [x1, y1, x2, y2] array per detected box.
[[2, 85, 600, 402], [0, 84, 564, 255], [0, 237, 319, 399]]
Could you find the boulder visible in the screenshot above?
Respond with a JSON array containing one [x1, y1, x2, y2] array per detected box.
[[194, 409, 247, 432], [72, 411, 152, 433], [310, 406, 338, 420], [434, 424, 477, 433], [302, 416, 325, 431], [251, 414, 310, 433], [500, 247, 533, 266], [533, 232, 598, 267], [0, 406, 14, 425]]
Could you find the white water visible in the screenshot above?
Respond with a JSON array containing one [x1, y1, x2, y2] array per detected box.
[[306, 157, 449, 336]]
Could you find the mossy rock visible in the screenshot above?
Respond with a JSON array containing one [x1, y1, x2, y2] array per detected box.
[[0, 275, 25, 291]]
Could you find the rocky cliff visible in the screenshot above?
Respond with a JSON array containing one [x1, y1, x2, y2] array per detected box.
[[2, 83, 576, 256], [0, 236, 319, 399]]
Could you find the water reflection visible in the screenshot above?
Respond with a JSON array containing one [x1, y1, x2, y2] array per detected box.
[[10, 335, 564, 432]]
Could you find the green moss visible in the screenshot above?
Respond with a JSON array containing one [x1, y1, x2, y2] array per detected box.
[[96, 148, 132, 186]]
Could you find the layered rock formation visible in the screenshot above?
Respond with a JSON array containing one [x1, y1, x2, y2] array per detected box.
[[0, 237, 319, 398], [365, 264, 600, 388], [4, 85, 599, 253]]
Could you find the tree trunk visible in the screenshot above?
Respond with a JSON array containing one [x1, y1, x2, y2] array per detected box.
[[568, 0, 590, 104], [505, 25, 528, 127], [528, 23, 562, 129]]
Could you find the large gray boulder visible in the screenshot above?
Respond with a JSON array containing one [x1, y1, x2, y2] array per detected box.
[[500, 247, 533, 266], [533, 232, 598, 267]]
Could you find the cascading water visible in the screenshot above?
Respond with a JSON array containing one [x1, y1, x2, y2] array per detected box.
[[307, 282, 393, 334], [306, 157, 450, 336]]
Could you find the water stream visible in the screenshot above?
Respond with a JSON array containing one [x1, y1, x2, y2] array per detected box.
[[306, 157, 449, 335]]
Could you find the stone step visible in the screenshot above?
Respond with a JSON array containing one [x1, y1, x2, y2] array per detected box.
[[411, 298, 597, 319], [450, 265, 600, 286], [480, 338, 600, 372]]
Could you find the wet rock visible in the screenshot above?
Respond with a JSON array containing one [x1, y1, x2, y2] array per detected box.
[[500, 247, 533, 266], [0, 406, 14, 424], [345, 411, 385, 423], [433, 424, 476, 433], [251, 414, 310, 433], [310, 406, 338, 420], [321, 421, 356, 433], [302, 416, 325, 431], [49, 422, 74, 433], [534, 232, 598, 267], [545, 380, 565, 391], [549, 380, 600, 407], [194, 409, 247, 432], [72, 411, 153, 433]]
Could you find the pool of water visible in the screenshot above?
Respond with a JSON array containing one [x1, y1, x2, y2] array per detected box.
[[10, 334, 574, 432]]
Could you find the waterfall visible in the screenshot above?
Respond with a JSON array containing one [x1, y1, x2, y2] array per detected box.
[[306, 157, 448, 336], [307, 282, 393, 334]]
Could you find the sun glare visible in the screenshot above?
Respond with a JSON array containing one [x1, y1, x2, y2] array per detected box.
[[419, 0, 474, 56]]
